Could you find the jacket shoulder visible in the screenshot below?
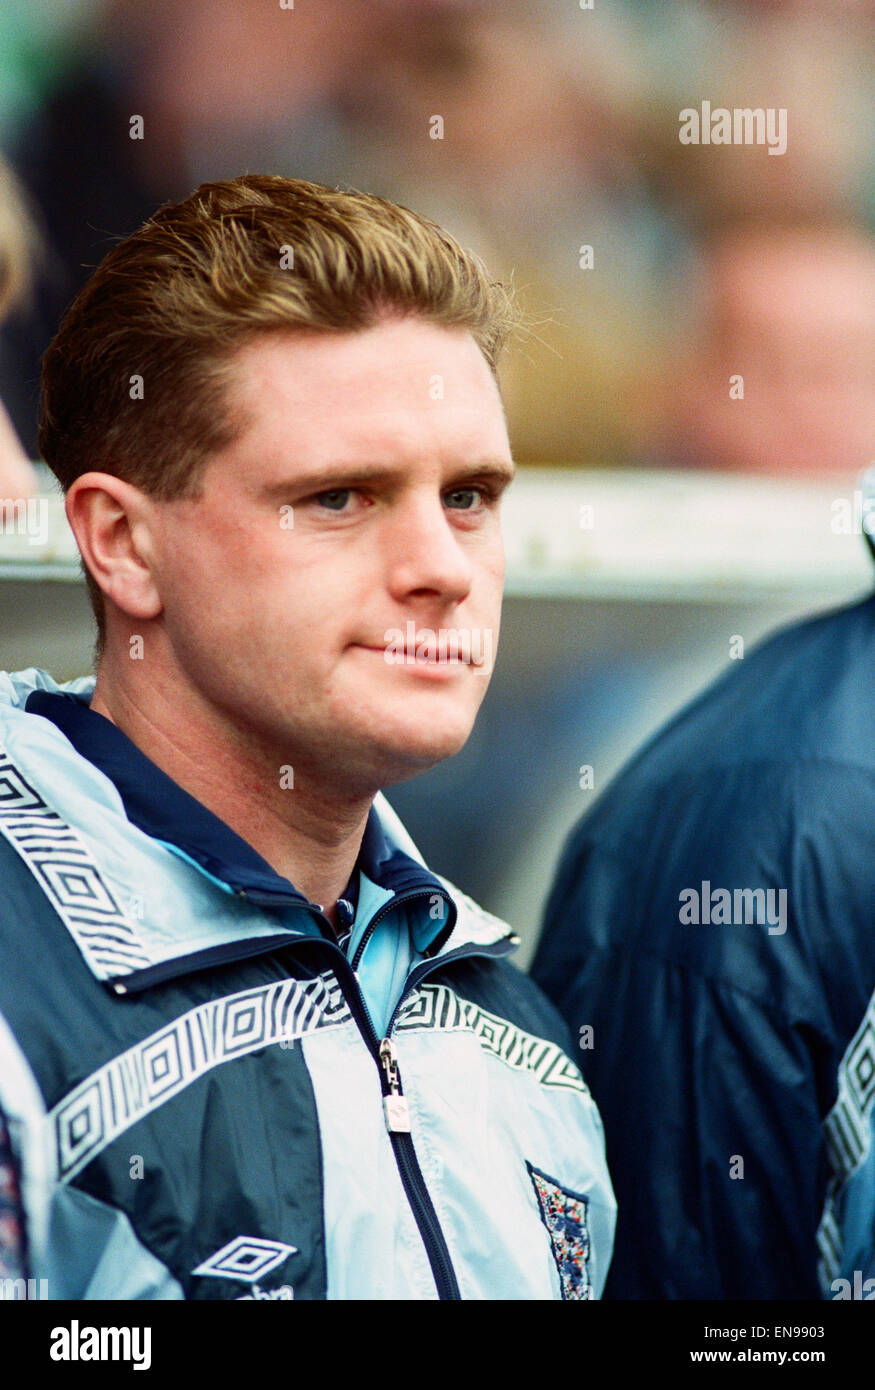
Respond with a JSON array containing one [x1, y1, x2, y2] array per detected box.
[[433, 953, 578, 1060]]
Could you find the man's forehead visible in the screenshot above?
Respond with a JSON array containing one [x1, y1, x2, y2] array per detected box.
[[217, 321, 511, 480], [228, 317, 493, 396]]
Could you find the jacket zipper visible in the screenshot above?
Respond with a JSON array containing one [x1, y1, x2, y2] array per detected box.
[[337, 887, 514, 1297], [349, 912, 519, 1298], [322, 910, 464, 1301], [377, 1037, 460, 1299], [109, 890, 515, 1299], [350, 887, 452, 970]]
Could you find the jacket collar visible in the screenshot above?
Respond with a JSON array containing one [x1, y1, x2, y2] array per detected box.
[[0, 670, 515, 982], [24, 686, 438, 911]]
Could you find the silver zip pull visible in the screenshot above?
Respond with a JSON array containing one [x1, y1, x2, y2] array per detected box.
[[378, 1037, 411, 1133]]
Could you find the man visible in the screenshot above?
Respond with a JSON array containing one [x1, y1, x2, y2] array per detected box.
[[0, 174, 614, 1300], [532, 570, 875, 1299]]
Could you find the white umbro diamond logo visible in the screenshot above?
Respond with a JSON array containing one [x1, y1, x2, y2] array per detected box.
[[192, 1236, 298, 1284]]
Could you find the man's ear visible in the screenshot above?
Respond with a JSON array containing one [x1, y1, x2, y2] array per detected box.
[[65, 472, 164, 624]]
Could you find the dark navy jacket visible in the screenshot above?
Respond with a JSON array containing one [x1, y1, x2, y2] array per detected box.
[[532, 590, 875, 1299]]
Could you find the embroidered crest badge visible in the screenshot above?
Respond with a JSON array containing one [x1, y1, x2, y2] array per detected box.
[[526, 1161, 593, 1300]]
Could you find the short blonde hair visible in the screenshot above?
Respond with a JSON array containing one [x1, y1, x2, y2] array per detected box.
[[38, 174, 520, 649]]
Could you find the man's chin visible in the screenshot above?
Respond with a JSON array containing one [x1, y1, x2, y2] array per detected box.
[[379, 727, 473, 782], [346, 716, 475, 789]]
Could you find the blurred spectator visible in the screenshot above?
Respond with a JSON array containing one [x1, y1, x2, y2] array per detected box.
[[1, 0, 872, 474], [353, 4, 667, 466], [0, 158, 38, 505], [637, 223, 875, 477], [0, 0, 385, 452], [646, 2, 875, 226]]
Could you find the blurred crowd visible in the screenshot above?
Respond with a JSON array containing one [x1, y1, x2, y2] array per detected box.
[[1, 0, 873, 483]]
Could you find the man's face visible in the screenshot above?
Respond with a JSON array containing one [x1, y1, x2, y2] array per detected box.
[[149, 315, 513, 792]]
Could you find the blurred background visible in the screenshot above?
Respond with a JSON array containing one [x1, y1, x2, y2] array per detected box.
[[1, 0, 873, 958]]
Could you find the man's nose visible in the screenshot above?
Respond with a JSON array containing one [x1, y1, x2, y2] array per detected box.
[[383, 492, 474, 606]]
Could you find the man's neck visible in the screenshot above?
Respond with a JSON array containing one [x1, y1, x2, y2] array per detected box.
[[89, 665, 372, 926]]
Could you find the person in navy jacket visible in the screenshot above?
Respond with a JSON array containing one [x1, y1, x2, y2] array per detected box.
[[533, 576, 875, 1299]]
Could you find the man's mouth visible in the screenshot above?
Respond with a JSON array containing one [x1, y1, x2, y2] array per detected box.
[[356, 623, 493, 670], [358, 643, 470, 665], [394, 645, 467, 663]]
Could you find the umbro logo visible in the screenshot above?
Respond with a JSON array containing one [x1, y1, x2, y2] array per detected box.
[[192, 1236, 297, 1299]]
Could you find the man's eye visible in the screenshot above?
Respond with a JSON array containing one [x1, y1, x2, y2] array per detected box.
[[444, 488, 482, 510], [315, 489, 352, 511]]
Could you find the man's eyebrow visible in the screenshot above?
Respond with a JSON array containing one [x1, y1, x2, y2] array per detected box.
[[259, 458, 516, 498]]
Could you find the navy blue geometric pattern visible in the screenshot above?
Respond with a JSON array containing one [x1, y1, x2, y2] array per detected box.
[[0, 749, 150, 978]]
